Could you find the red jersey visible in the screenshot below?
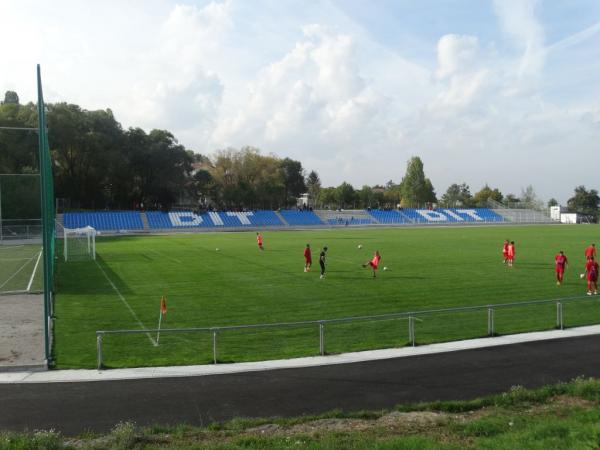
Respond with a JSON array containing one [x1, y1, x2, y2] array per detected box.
[[304, 247, 312, 261], [555, 254, 567, 271], [585, 246, 596, 258], [507, 244, 515, 257], [257, 234, 263, 245], [586, 260, 599, 280], [370, 254, 381, 268], [502, 242, 509, 255]]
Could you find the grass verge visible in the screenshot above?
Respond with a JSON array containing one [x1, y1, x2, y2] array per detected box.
[[4, 376, 600, 449]]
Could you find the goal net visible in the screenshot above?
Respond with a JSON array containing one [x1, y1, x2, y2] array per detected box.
[[63, 226, 96, 261]]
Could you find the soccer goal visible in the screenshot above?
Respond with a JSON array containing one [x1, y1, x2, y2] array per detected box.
[[63, 226, 96, 261]]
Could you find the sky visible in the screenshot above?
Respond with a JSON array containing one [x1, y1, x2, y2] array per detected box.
[[2, 0, 600, 203]]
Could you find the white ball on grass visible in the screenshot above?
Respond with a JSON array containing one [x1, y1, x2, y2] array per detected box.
[[216, 248, 220, 251], [383, 267, 388, 271], [358, 244, 362, 249], [580, 273, 585, 279]]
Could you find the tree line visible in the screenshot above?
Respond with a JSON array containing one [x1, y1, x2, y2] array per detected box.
[[1, 91, 598, 219]]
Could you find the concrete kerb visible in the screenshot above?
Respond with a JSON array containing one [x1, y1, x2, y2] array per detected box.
[[2, 324, 600, 384]]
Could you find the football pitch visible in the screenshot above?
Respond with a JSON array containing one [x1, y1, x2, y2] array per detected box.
[[54, 225, 600, 369], [0, 243, 43, 294]]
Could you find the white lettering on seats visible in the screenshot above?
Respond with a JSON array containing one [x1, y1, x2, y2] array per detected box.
[[443, 209, 465, 221], [209, 212, 224, 226], [417, 210, 448, 221], [169, 212, 203, 227], [226, 211, 254, 225], [456, 209, 483, 221]]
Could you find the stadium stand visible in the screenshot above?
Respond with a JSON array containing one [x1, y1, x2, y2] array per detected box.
[[145, 210, 283, 229], [279, 210, 324, 226], [63, 211, 144, 231], [372, 208, 505, 224], [315, 209, 377, 225], [367, 209, 412, 224], [62, 207, 542, 232], [493, 209, 554, 224]]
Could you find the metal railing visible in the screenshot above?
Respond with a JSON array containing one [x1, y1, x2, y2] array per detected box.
[[0, 219, 42, 242], [96, 295, 594, 369]]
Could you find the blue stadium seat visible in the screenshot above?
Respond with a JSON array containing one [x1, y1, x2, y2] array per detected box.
[[279, 210, 324, 226], [367, 210, 411, 224], [146, 210, 284, 229], [63, 211, 143, 231]]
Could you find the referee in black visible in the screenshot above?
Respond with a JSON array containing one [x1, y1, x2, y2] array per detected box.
[[319, 246, 328, 279]]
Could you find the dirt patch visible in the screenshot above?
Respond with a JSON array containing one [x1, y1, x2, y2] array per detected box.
[[526, 394, 595, 416], [247, 411, 453, 438], [0, 293, 45, 368]]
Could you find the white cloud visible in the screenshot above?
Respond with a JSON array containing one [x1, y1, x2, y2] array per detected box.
[[493, 0, 545, 76], [436, 34, 480, 78]]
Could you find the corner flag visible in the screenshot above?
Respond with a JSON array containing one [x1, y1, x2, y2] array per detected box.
[[157, 296, 167, 344], [160, 296, 167, 315]]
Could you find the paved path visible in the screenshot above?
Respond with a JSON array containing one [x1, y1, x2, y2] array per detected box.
[[3, 331, 600, 435]]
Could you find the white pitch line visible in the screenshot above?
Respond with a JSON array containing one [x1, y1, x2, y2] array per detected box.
[[26, 250, 43, 292], [0, 254, 37, 290], [94, 260, 157, 346], [0, 258, 34, 261], [0, 244, 24, 250]]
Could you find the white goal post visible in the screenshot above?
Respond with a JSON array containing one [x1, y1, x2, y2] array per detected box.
[[63, 226, 96, 261]]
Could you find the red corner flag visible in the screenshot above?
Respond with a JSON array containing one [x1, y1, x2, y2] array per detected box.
[[157, 296, 167, 345]]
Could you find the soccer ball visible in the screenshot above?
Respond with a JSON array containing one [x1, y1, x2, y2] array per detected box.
[[580, 273, 585, 279], [358, 244, 363, 249], [383, 267, 388, 271], [216, 248, 220, 252]]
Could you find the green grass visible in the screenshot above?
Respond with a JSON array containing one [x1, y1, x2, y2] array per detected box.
[[53, 225, 600, 368], [0, 243, 43, 293], [6, 377, 600, 448]]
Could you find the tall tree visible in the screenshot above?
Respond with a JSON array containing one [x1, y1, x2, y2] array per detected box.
[[318, 187, 337, 208], [357, 185, 375, 208], [547, 198, 558, 208], [520, 185, 542, 209], [280, 158, 306, 206], [398, 156, 436, 207], [306, 170, 321, 206], [472, 184, 503, 207], [567, 186, 600, 220], [2, 91, 19, 104], [336, 182, 356, 208], [440, 183, 473, 207], [0, 97, 38, 173]]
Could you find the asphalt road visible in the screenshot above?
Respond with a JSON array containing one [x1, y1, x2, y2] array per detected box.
[[2, 335, 600, 435]]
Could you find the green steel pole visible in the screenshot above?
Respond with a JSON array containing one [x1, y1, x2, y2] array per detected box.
[[37, 64, 51, 365]]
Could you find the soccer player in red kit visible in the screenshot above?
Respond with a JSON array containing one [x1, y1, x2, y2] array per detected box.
[[585, 256, 599, 295], [362, 250, 382, 277], [585, 244, 596, 260], [555, 251, 568, 285], [502, 239, 509, 264], [303, 244, 312, 272], [256, 232, 264, 250], [507, 241, 515, 267]]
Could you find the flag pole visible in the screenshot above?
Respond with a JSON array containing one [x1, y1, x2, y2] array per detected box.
[[157, 295, 167, 344], [156, 310, 163, 344]]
